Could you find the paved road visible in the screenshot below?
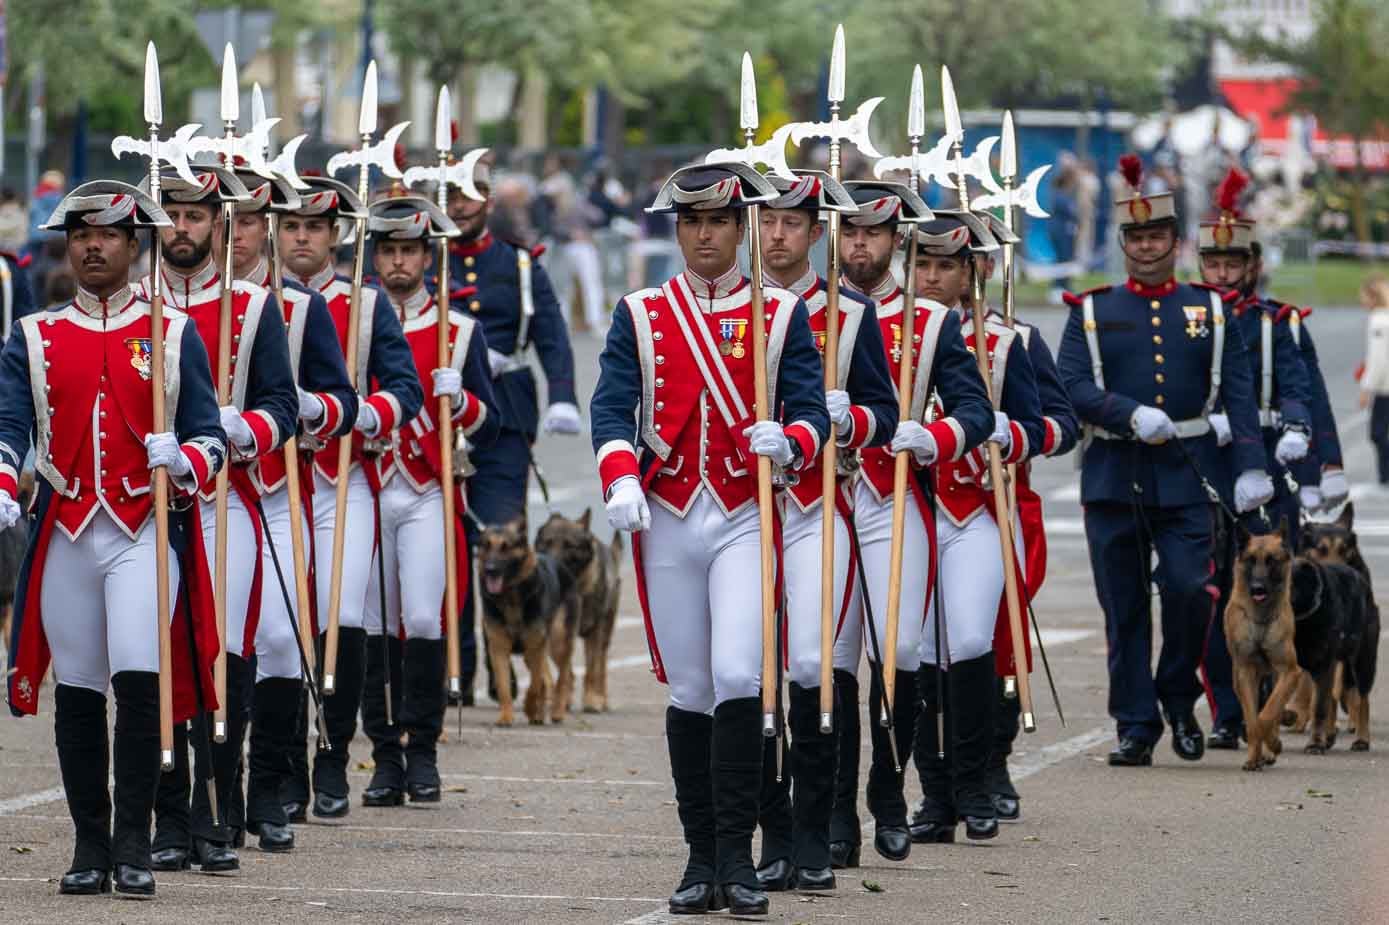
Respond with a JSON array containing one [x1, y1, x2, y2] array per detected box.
[[3, 304, 1388, 923]]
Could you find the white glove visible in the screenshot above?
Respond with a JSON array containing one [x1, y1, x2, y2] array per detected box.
[[145, 432, 192, 478], [219, 405, 255, 453], [486, 347, 512, 378], [0, 492, 20, 530], [542, 402, 582, 435], [1320, 469, 1349, 507], [825, 390, 853, 433], [1209, 413, 1232, 447], [1275, 429, 1309, 464], [431, 367, 462, 399], [744, 420, 794, 467], [1234, 470, 1275, 514], [1299, 484, 1323, 512], [1131, 405, 1176, 444], [297, 388, 324, 423], [355, 403, 380, 436], [989, 411, 1012, 455], [890, 420, 939, 466], [605, 475, 650, 532]]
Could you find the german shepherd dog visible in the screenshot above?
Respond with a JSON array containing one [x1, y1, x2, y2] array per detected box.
[[476, 516, 567, 726], [1292, 503, 1381, 750], [1225, 520, 1303, 771], [535, 509, 622, 715]]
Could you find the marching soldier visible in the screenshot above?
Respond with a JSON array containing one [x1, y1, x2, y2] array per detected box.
[[590, 163, 829, 917], [900, 212, 1043, 844], [360, 196, 499, 806], [1, 181, 226, 896], [1056, 154, 1272, 767], [442, 157, 578, 700], [280, 176, 423, 818], [751, 171, 897, 892], [834, 182, 993, 865], [139, 166, 299, 873], [230, 168, 360, 840]]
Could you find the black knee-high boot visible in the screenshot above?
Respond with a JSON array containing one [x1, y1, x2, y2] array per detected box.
[[279, 683, 310, 821], [402, 637, 445, 801], [711, 697, 768, 915], [665, 707, 721, 914], [247, 676, 300, 851], [361, 634, 405, 805], [149, 721, 190, 867], [827, 669, 861, 868], [754, 709, 793, 884], [313, 626, 367, 816], [110, 671, 161, 895], [987, 674, 1021, 818], [188, 654, 252, 869], [865, 666, 918, 861], [788, 682, 836, 886], [950, 654, 998, 840], [910, 663, 957, 842], [54, 684, 112, 892]]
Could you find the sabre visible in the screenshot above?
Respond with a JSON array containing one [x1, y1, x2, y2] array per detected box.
[[322, 62, 409, 694], [942, 67, 1035, 734]]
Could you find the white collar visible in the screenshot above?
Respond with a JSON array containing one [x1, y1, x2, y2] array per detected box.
[[294, 261, 336, 294], [74, 285, 136, 318], [392, 286, 433, 321]]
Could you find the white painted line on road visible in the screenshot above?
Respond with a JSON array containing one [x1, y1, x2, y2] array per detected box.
[[1047, 484, 1081, 504], [475, 653, 652, 698], [0, 787, 64, 816], [1036, 628, 1095, 647], [1010, 725, 1112, 782], [622, 911, 677, 925]]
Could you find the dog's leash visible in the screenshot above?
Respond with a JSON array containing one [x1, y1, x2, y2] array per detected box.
[[525, 445, 555, 514]]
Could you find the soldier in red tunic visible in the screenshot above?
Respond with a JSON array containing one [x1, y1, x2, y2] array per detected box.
[[1, 181, 226, 897]]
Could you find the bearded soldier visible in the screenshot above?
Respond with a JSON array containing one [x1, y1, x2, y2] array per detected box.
[[750, 170, 897, 892], [359, 196, 499, 806], [591, 163, 829, 917], [1, 181, 226, 896]]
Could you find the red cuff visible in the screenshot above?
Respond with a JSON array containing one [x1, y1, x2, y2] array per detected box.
[[1003, 420, 1029, 464], [784, 422, 819, 470], [0, 464, 17, 499], [312, 392, 344, 437], [454, 390, 485, 434], [243, 409, 280, 457], [364, 392, 402, 435], [180, 443, 215, 494], [925, 418, 963, 462], [840, 405, 874, 450], [596, 440, 640, 496]]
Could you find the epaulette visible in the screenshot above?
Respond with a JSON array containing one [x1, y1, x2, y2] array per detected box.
[[1061, 284, 1111, 308], [1299, 306, 1313, 319], [499, 236, 545, 261], [1190, 281, 1240, 303], [1274, 303, 1297, 324], [448, 285, 478, 302], [0, 250, 30, 269]]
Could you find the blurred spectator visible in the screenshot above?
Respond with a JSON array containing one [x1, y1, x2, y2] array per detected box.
[[1049, 155, 1080, 301], [490, 174, 541, 247], [540, 155, 606, 331], [1075, 158, 1101, 270], [1358, 274, 1389, 483], [0, 188, 27, 252]]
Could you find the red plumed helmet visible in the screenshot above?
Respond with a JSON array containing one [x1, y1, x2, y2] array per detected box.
[[1215, 167, 1249, 216], [1118, 153, 1143, 192]]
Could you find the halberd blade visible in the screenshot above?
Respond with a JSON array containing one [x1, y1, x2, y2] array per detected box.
[[144, 42, 162, 126], [941, 65, 961, 143], [359, 60, 379, 137], [787, 97, 884, 159], [1001, 110, 1017, 181], [220, 44, 239, 124], [908, 65, 925, 140], [973, 164, 1051, 217], [434, 85, 452, 153], [828, 24, 845, 104], [705, 123, 795, 181], [403, 147, 488, 201], [251, 82, 268, 130], [739, 52, 758, 132], [269, 134, 309, 189], [327, 121, 410, 178]]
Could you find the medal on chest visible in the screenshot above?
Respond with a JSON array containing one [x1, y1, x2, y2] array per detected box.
[[718, 317, 748, 359], [890, 323, 903, 364], [1183, 305, 1209, 339], [125, 337, 154, 381]]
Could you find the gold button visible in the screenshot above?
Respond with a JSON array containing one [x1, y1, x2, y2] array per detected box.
[[464, 256, 475, 267], [469, 300, 481, 312], [1150, 300, 1161, 309], [1153, 335, 1162, 345], [1155, 373, 1165, 384], [1151, 317, 1160, 327], [1155, 354, 1164, 364], [465, 272, 477, 283], [1155, 395, 1165, 405]]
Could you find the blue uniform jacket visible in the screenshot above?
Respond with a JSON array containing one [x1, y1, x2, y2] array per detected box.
[[1224, 297, 1312, 493], [1013, 317, 1080, 457], [1270, 299, 1342, 482], [1057, 280, 1265, 507], [286, 280, 359, 438], [447, 235, 577, 440], [833, 283, 898, 447]]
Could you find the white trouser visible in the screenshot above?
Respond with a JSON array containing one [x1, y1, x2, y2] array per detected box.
[[851, 479, 930, 672], [780, 500, 852, 689], [254, 486, 310, 681], [42, 510, 180, 693], [365, 477, 446, 641], [641, 491, 764, 713], [313, 467, 376, 633], [562, 239, 606, 328], [198, 487, 258, 661], [919, 512, 1007, 666]]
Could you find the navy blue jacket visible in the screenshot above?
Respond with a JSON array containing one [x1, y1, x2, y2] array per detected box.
[[825, 281, 898, 447], [1224, 296, 1312, 493], [447, 234, 576, 440], [1012, 316, 1080, 457], [227, 290, 298, 458], [1057, 279, 1265, 507], [283, 280, 359, 438], [1269, 300, 1342, 482]]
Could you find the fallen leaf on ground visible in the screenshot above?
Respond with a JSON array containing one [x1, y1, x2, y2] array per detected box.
[[862, 880, 884, 893], [1306, 788, 1333, 798], [10, 846, 33, 854], [446, 786, 468, 793], [355, 761, 374, 771]]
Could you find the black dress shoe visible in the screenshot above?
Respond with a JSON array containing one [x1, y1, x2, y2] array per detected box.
[[313, 793, 350, 818], [407, 782, 441, 803], [909, 817, 957, 844], [113, 863, 156, 897], [1107, 738, 1154, 767], [755, 858, 795, 892], [59, 868, 111, 895], [722, 882, 769, 916], [828, 840, 860, 869], [992, 794, 1021, 822], [230, 827, 245, 849], [282, 801, 307, 824], [191, 837, 239, 872], [794, 866, 835, 891], [361, 786, 405, 807], [963, 815, 999, 840], [149, 846, 189, 871], [668, 881, 717, 915], [1207, 724, 1242, 750], [1169, 714, 1205, 762], [873, 824, 912, 861], [250, 821, 295, 853]]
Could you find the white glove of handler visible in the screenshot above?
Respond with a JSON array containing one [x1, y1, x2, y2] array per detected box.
[[0, 492, 20, 530], [486, 347, 511, 379], [1275, 429, 1309, 464], [297, 387, 324, 423], [1234, 470, 1275, 514], [890, 420, 938, 466], [354, 403, 380, 436], [219, 405, 255, 453], [1131, 405, 1176, 444], [542, 401, 582, 435], [1320, 469, 1349, 508], [145, 432, 192, 478], [431, 367, 462, 399], [744, 420, 795, 467], [825, 390, 853, 433], [1209, 413, 1232, 447], [1299, 484, 1323, 512], [989, 411, 1012, 455], [605, 475, 650, 532]]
